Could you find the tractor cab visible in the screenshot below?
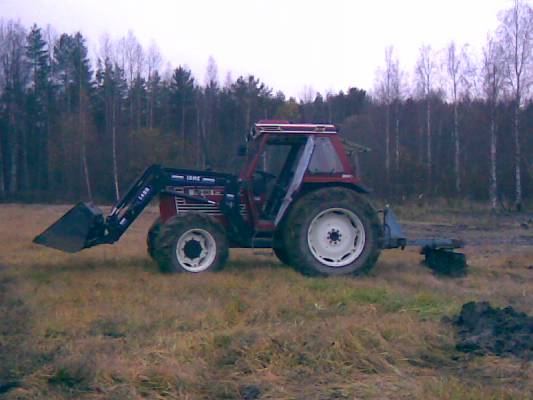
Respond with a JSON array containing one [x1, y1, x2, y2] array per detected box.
[[237, 121, 364, 232]]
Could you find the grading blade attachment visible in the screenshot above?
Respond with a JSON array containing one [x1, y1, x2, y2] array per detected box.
[[381, 206, 467, 276], [421, 247, 467, 277], [33, 202, 107, 253]]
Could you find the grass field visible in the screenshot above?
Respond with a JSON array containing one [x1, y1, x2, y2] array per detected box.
[[1, 204, 533, 399]]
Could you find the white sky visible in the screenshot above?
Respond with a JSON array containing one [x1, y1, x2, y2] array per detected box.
[[1, 0, 514, 98]]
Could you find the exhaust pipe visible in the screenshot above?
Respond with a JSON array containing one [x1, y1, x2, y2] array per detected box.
[[33, 203, 109, 253]]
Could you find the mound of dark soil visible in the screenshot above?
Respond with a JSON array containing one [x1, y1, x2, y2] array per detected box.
[[455, 301, 533, 359]]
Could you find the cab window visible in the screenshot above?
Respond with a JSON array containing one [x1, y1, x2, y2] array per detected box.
[[308, 137, 344, 173]]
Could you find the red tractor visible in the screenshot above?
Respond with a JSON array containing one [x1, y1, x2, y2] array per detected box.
[[35, 121, 466, 276]]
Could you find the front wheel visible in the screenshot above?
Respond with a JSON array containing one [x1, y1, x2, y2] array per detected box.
[[147, 217, 162, 259], [284, 188, 382, 276], [154, 213, 228, 273]]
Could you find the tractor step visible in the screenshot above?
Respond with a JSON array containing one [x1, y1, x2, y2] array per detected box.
[[251, 237, 273, 249], [33, 202, 107, 253]]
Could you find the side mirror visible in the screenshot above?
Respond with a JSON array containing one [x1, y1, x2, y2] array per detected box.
[[237, 144, 247, 157]]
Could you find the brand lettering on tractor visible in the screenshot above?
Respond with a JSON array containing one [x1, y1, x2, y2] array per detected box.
[[188, 189, 219, 196], [187, 175, 201, 181], [137, 187, 151, 202]]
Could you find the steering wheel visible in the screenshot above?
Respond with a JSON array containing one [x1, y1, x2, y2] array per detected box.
[[251, 171, 276, 197]]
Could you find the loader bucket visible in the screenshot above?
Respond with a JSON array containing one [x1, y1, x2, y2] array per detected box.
[[33, 202, 106, 253], [422, 247, 467, 277]]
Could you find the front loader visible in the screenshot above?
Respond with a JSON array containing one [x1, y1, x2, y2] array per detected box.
[[34, 121, 467, 276]]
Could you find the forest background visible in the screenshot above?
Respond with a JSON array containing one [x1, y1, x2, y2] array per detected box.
[[0, 1, 532, 210]]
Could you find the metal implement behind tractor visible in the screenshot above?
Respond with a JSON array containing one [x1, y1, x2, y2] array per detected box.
[[34, 121, 466, 276]]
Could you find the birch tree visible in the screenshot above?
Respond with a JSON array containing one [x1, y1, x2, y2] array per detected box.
[[415, 45, 438, 193], [392, 68, 405, 181], [200, 56, 219, 169], [118, 31, 144, 85], [445, 42, 473, 195], [146, 41, 161, 129], [74, 33, 92, 200], [482, 36, 505, 210], [118, 31, 145, 130], [498, 0, 533, 211], [375, 46, 403, 184]]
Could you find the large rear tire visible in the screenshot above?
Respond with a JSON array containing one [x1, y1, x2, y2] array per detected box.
[[154, 213, 229, 273], [272, 228, 291, 265], [284, 188, 382, 276], [147, 217, 162, 259]]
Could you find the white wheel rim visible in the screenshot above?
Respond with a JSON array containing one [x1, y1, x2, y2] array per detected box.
[[307, 208, 366, 268], [176, 229, 217, 272]]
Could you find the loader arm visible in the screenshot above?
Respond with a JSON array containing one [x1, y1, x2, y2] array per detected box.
[[103, 165, 166, 244], [34, 165, 232, 253]]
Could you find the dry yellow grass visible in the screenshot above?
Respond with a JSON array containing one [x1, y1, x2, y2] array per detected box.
[[1, 204, 532, 399]]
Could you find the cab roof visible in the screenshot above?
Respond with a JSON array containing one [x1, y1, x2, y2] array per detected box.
[[249, 121, 339, 141]]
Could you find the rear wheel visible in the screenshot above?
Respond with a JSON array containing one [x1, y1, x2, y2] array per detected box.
[[154, 213, 228, 273], [147, 217, 162, 258], [284, 188, 382, 276], [272, 228, 291, 265]]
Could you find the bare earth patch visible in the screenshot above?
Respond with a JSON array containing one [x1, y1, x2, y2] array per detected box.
[[0, 203, 532, 399], [455, 301, 533, 359]]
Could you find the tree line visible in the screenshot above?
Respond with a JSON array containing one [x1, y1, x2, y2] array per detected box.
[[0, 0, 532, 209]]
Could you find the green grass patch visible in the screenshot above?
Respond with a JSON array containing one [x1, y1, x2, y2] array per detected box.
[[383, 291, 459, 319], [307, 281, 457, 319]]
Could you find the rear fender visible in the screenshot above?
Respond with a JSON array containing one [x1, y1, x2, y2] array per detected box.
[[276, 183, 372, 226], [302, 182, 370, 194]]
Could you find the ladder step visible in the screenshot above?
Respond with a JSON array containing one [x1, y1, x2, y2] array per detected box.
[[251, 237, 272, 248]]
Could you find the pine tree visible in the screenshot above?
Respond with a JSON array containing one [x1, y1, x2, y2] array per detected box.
[[169, 66, 195, 144], [25, 24, 51, 191], [52, 32, 93, 199], [0, 20, 28, 193]]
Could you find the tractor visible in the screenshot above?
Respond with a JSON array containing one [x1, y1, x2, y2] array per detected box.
[[34, 121, 466, 276]]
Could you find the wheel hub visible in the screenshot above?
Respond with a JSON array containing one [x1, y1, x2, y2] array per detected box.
[[327, 228, 342, 244], [307, 208, 366, 268], [183, 239, 203, 259], [176, 229, 217, 272]]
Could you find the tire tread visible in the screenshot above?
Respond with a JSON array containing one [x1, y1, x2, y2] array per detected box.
[[153, 213, 229, 273], [284, 187, 382, 276]]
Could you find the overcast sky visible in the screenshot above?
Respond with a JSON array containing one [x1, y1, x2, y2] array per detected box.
[[1, 0, 515, 98]]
